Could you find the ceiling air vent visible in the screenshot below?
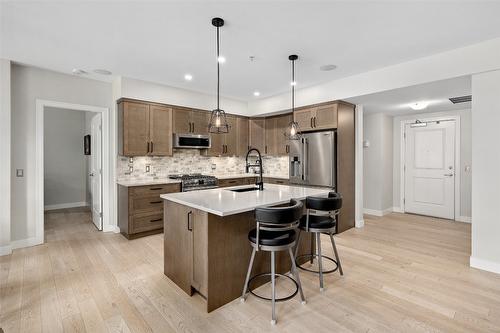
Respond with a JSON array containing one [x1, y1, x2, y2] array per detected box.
[[449, 95, 472, 104]]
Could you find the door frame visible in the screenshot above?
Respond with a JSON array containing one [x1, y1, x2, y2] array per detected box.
[[399, 115, 461, 220], [35, 99, 110, 245]]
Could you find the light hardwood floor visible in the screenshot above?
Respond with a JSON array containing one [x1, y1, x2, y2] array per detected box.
[[2, 209, 500, 332]]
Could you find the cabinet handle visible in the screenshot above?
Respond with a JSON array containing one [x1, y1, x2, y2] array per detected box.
[[314, 117, 317, 128], [150, 141, 154, 153], [187, 211, 193, 231], [150, 187, 163, 191], [192, 122, 195, 132], [310, 117, 313, 128], [147, 142, 150, 153], [228, 180, 237, 184], [150, 218, 162, 223], [265, 146, 267, 154], [276, 180, 284, 184], [150, 201, 162, 204]]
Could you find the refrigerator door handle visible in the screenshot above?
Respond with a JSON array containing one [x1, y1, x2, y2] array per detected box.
[[302, 138, 308, 181]]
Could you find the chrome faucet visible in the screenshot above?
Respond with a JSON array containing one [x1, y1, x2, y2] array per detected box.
[[245, 148, 264, 191]]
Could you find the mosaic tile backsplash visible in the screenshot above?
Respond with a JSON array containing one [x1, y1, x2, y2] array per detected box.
[[117, 149, 289, 181]]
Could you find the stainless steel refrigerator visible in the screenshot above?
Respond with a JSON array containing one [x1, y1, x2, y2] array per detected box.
[[289, 131, 336, 188]]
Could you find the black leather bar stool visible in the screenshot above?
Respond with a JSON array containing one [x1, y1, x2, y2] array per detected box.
[[294, 192, 343, 291], [241, 199, 306, 325]]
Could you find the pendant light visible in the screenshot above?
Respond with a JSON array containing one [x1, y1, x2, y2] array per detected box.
[[208, 17, 229, 134], [284, 54, 302, 140]]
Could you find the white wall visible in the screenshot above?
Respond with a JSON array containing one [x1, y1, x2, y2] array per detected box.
[[0, 59, 11, 255], [120, 77, 248, 116], [43, 108, 88, 208], [11, 64, 113, 242], [392, 109, 472, 218], [363, 113, 393, 215], [248, 38, 500, 115], [470, 70, 500, 274]]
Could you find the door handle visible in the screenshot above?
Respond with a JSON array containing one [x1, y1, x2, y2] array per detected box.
[[444, 173, 454, 177]]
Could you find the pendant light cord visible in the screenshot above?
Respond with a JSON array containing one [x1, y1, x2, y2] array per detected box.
[[291, 59, 295, 113], [216, 25, 220, 111]]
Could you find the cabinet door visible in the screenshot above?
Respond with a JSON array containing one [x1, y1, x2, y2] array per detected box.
[[149, 105, 173, 156], [276, 114, 292, 155], [122, 102, 150, 156], [293, 108, 315, 132], [265, 117, 277, 156], [207, 132, 224, 156], [249, 118, 266, 153], [224, 116, 238, 156], [236, 117, 249, 156], [164, 201, 193, 295], [191, 110, 209, 134], [314, 103, 338, 129], [173, 108, 191, 134]]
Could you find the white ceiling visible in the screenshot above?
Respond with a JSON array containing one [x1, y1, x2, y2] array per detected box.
[[346, 75, 471, 116], [2, 1, 499, 101]]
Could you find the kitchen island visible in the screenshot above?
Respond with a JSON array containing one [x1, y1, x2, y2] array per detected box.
[[161, 184, 331, 312]]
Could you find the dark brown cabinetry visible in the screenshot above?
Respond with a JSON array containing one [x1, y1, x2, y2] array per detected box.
[[118, 183, 181, 239], [173, 108, 210, 134]]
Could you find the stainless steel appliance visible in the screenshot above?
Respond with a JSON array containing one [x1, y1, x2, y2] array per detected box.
[[289, 131, 336, 188], [173, 133, 211, 149], [168, 174, 218, 192]]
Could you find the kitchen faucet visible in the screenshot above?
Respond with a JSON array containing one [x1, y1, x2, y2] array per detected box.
[[245, 148, 264, 191]]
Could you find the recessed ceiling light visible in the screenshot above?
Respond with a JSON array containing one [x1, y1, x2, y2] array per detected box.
[[290, 81, 297, 86], [409, 102, 429, 110], [72, 68, 88, 75], [320, 64, 337, 71], [253, 91, 260, 97], [93, 69, 112, 75], [184, 74, 193, 81], [217, 56, 226, 63]]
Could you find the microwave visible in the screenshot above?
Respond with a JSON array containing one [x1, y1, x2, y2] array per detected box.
[[173, 133, 211, 149]]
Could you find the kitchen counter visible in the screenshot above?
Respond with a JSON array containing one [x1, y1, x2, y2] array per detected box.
[[116, 179, 182, 187], [212, 173, 289, 180], [161, 183, 329, 216]]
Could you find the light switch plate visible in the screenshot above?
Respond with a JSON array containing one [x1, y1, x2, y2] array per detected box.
[[16, 169, 24, 177]]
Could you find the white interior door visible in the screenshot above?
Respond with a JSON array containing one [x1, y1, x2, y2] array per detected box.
[[404, 120, 455, 219], [90, 113, 102, 230]]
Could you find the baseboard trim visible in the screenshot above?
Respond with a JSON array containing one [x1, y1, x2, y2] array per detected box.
[[103, 225, 120, 233], [44, 201, 89, 211], [456, 216, 472, 223], [0, 244, 12, 256], [363, 207, 393, 217], [392, 206, 404, 213], [470, 256, 500, 274], [10, 237, 41, 250], [355, 219, 365, 228]]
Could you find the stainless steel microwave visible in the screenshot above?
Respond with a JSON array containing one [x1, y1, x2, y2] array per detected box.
[[173, 133, 211, 149]]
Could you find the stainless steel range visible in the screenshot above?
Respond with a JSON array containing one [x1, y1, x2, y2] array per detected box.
[[168, 174, 218, 192]]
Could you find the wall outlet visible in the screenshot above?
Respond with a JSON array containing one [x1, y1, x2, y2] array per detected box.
[[146, 165, 151, 173], [211, 163, 216, 171]]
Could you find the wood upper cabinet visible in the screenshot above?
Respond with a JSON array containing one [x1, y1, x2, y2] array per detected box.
[[265, 117, 277, 156], [224, 116, 238, 156], [293, 102, 338, 132], [149, 105, 173, 156], [249, 118, 265, 153], [236, 117, 249, 156], [173, 108, 209, 134], [276, 113, 292, 155], [118, 100, 172, 156]]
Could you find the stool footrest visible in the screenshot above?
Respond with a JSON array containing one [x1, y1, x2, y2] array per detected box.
[[295, 254, 339, 274], [246, 273, 299, 302]]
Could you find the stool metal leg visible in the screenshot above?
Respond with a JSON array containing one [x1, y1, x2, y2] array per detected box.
[[293, 229, 302, 259], [316, 233, 324, 291], [310, 235, 315, 264], [270, 251, 277, 325], [329, 232, 343, 276], [288, 248, 306, 304], [241, 247, 257, 302]]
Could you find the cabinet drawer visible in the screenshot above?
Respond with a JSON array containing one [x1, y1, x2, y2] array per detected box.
[[130, 183, 181, 197], [130, 196, 164, 213], [130, 212, 163, 234], [218, 178, 248, 187], [263, 177, 289, 185]]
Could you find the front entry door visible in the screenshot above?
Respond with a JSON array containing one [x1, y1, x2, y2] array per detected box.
[[90, 113, 103, 230], [404, 120, 455, 219]]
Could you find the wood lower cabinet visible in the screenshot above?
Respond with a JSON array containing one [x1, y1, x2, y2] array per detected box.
[[118, 183, 181, 239], [118, 100, 173, 156], [217, 177, 256, 187], [263, 177, 289, 185]]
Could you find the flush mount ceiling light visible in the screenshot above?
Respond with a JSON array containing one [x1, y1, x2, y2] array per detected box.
[[320, 64, 337, 71], [93, 69, 112, 75], [217, 56, 226, 63], [253, 91, 260, 97], [284, 54, 302, 140], [184, 74, 193, 81], [208, 17, 229, 134], [72, 68, 88, 75], [409, 101, 429, 110]]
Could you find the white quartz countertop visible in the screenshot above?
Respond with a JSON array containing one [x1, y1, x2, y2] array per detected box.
[[213, 173, 289, 180], [161, 184, 331, 216], [116, 179, 182, 187]]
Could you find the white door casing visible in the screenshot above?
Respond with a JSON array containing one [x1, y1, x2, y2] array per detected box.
[[90, 113, 103, 230], [404, 120, 456, 219]]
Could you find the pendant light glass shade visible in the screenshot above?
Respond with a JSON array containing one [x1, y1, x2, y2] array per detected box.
[[208, 17, 230, 134], [284, 54, 302, 140]]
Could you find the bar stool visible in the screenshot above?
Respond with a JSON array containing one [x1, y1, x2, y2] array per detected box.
[[294, 192, 343, 291], [241, 199, 306, 325]]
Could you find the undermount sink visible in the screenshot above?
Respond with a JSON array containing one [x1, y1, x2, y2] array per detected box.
[[228, 186, 261, 193]]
